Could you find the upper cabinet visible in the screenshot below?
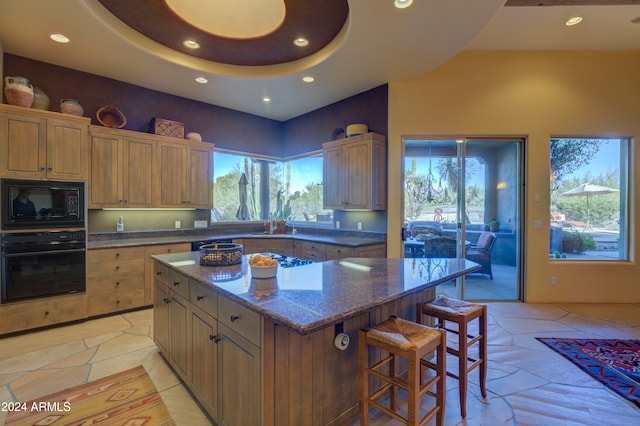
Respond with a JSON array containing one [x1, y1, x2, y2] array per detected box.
[[89, 127, 154, 208], [0, 104, 89, 181], [89, 126, 214, 209], [155, 140, 213, 209], [323, 132, 386, 210]]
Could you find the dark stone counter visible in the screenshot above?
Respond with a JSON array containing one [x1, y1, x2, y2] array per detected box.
[[152, 252, 480, 334]]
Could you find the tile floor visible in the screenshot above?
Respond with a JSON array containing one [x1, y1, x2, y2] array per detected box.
[[1, 303, 639, 426]]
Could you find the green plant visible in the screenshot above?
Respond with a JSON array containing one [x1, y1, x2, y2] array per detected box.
[[562, 230, 595, 253], [486, 219, 499, 230]]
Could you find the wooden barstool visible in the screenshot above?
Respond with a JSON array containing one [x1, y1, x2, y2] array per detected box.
[[359, 316, 446, 426], [416, 296, 487, 418]]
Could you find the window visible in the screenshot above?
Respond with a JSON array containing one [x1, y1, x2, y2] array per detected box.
[[549, 138, 630, 261], [212, 150, 331, 223]]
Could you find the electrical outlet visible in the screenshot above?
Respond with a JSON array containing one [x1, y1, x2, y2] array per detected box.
[[175, 220, 181, 229], [357, 222, 362, 231], [551, 276, 557, 286], [194, 220, 208, 228]]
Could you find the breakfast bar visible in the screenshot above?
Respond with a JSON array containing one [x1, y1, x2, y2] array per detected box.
[[152, 252, 480, 425]]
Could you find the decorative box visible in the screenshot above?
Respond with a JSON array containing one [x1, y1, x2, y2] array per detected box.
[[150, 117, 184, 138]]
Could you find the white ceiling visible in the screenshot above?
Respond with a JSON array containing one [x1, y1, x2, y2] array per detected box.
[[0, 0, 639, 121]]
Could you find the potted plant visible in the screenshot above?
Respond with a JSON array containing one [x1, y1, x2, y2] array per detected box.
[[485, 219, 500, 232]]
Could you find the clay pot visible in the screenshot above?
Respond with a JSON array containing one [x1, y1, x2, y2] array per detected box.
[[31, 87, 50, 110], [60, 99, 84, 116], [4, 76, 34, 107]]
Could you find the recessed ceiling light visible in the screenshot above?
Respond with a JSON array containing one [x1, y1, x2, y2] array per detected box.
[[50, 33, 70, 43], [195, 77, 208, 84], [293, 37, 309, 47], [302, 76, 315, 83], [565, 16, 583, 26], [183, 40, 200, 49], [263, 97, 271, 103], [394, 0, 413, 9]]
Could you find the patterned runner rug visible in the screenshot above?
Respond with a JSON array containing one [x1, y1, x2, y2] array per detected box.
[[537, 338, 640, 408], [6, 366, 175, 426]]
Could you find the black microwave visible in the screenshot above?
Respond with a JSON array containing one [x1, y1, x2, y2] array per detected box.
[[1, 179, 85, 229]]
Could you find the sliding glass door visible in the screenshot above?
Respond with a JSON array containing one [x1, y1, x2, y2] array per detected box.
[[403, 137, 523, 301]]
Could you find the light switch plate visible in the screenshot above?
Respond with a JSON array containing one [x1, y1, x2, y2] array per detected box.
[[194, 220, 208, 228]]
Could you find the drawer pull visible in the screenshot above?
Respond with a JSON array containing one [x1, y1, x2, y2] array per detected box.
[[116, 300, 120, 305], [211, 335, 221, 343], [163, 298, 170, 304], [156, 271, 162, 276], [115, 252, 120, 257], [115, 281, 120, 287], [173, 281, 180, 286], [44, 311, 49, 316], [115, 266, 120, 270], [196, 295, 204, 301], [230, 315, 239, 322]]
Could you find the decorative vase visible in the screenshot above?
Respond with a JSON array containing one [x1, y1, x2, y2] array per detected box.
[[31, 86, 50, 110], [60, 99, 84, 116], [4, 76, 34, 107]]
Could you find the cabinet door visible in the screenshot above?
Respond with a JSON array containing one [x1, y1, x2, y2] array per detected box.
[[155, 142, 186, 207], [169, 291, 189, 380], [187, 144, 213, 208], [0, 112, 47, 178], [153, 281, 170, 356], [89, 132, 121, 208], [47, 118, 88, 181], [190, 309, 218, 421], [123, 137, 154, 207], [344, 140, 371, 209], [322, 145, 345, 209], [218, 324, 261, 426]]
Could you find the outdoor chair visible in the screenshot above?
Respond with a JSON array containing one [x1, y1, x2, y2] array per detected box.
[[465, 232, 496, 279], [424, 236, 457, 258], [408, 220, 443, 237]]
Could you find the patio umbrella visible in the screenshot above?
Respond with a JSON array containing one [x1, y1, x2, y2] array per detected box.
[[560, 183, 618, 229], [235, 172, 251, 221]]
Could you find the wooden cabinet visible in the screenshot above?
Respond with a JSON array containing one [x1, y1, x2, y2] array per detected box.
[[295, 240, 387, 261], [325, 244, 354, 260], [88, 127, 154, 208], [153, 261, 262, 425], [0, 104, 89, 180], [144, 243, 190, 306], [238, 237, 294, 256], [323, 132, 386, 210], [294, 240, 327, 261], [86, 246, 146, 316], [355, 243, 387, 258], [0, 293, 87, 335], [155, 140, 213, 208]]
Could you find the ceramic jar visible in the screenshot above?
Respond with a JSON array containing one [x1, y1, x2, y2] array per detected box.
[[31, 87, 50, 110], [60, 99, 84, 116], [4, 76, 34, 107]]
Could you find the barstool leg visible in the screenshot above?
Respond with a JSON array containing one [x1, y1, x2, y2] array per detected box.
[[480, 306, 488, 398], [359, 330, 369, 425], [390, 353, 397, 410], [436, 331, 446, 426], [407, 354, 419, 425], [458, 320, 468, 418]]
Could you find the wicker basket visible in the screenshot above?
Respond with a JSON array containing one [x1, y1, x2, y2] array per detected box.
[[199, 243, 243, 266], [97, 105, 127, 128]]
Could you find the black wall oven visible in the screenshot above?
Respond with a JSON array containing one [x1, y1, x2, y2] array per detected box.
[[1, 231, 86, 303]]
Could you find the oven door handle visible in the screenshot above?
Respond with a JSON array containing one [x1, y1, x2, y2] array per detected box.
[[2, 248, 86, 257]]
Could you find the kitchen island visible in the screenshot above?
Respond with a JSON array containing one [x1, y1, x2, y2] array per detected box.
[[152, 252, 480, 425]]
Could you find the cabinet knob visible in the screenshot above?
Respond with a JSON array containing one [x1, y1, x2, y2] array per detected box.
[[116, 300, 120, 305], [47, 167, 52, 171], [115, 281, 120, 287], [163, 298, 170, 304], [156, 271, 162, 276], [230, 315, 239, 322], [40, 167, 46, 171], [196, 295, 204, 301], [173, 281, 180, 286], [44, 310, 49, 316], [115, 252, 120, 257]]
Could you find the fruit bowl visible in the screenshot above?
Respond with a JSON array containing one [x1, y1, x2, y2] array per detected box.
[[249, 254, 279, 279]]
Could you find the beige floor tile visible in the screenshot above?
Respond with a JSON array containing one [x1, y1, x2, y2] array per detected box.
[[84, 331, 123, 348], [10, 365, 90, 402], [46, 347, 97, 369], [124, 324, 152, 336], [90, 332, 156, 363], [160, 383, 213, 426], [88, 346, 159, 382], [121, 308, 154, 327], [0, 340, 87, 375], [143, 351, 181, 392]]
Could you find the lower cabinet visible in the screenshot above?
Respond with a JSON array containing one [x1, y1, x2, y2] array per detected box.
[[153, 263, 262, 425], [144, 243, 191, 305], [0, 293, 87, 335]]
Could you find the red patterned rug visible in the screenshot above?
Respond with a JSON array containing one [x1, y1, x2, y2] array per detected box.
[[6, 366, 175, 426], [537, 338, 640, 408]]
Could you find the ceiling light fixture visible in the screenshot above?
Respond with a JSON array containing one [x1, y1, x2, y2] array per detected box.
[[394, 0, 413, 9], [565, 16, 583, 26], [293, 37, 309, 47], [195, 77, 208, 84], [183, 40, 200, 49], [302, 76, 315, 83], [50, 33, 70, 43]]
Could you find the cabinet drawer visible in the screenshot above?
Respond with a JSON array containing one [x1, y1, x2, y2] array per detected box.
[[0, 293, 87, 335], [295, 240, 327, 261], [243, 238, 293, 255], [145, 243, 191, 257], [219, 297, 261, 346], [86, 272, 144, 295], [86, 259, 145, 277], [88, 289, 144, 317], [325, 244, 354, 260], [154, 262, 170, 285], [168, 270, 190, 299], [189, 280, 218, 317], [88, 246, 145, 263]]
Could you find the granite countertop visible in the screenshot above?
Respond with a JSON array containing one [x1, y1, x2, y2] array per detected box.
[[87, 232, 384, 250], [152, 252, 481, 335]]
